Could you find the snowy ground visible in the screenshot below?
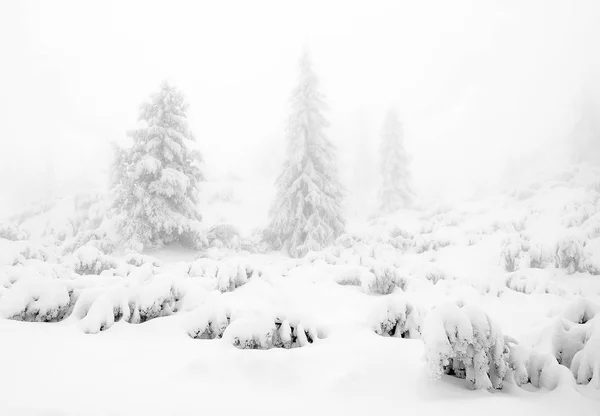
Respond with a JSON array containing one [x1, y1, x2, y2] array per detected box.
[[2, 165, 600, 415]]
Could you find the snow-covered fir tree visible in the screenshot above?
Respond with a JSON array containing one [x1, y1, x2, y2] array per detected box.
[[112, 81, 204, 251], [267, 50, 345, 257], [379, 108, 412, 213]]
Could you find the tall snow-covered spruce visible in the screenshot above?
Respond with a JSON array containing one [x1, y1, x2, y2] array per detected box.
[[267, 50, 345, 257], [112, 81, 204, 251], [379, 108, 412, 213]]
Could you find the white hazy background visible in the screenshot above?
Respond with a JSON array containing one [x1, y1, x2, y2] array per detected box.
[[1, 0, 599, 218]]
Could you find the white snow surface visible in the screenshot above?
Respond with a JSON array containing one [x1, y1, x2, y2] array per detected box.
[[1, 165, 600, 414]]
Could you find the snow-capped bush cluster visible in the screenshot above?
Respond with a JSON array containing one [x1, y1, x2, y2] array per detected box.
[[422, 303, 517, 390], [414, 234, 451, 254], [186, 300, 323, 350], [369, 294, 422, 338], [186, 301, 231, 339], [67, 246, 118, 276], [227, 315, 321, 350], [554, 234, 587, 274], [0, 278, 75, 322], [368, 264, 406, 294], [188, 257, 259, 292]]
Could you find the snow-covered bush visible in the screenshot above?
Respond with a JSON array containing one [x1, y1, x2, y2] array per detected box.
[[224, 313, 320, 350], [227, 315, 275, 350], [129, 275, 184, 323], [368, 265, 405, 294], [0, 223, 29, 241], [334, 266, 371, 286], [500, 236, 530, 272], [571, 319, 600, 387], [186, 303, 231, 339], [272, 317, 321, 349], [188, 257, 219, 278], [69, 246, 118, 275], [527, 241, 554, 269], [124, 253, 163, 268], [414, 235, 450, 254], [504, 268, 568, 296], [555, 235, 586, 274], [422, 303, 512, 390], [0, 278, 74, 322], [77, 288, 131, 334], [416, 264, 448, 285], [369, 295, 422, 338], [62, 229, 116, 255], [533, 299, 600, 387], [216, 260, 255, 292], [504, 336, 529, 386]]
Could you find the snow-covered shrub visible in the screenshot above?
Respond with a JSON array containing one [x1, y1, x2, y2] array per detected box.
[[62, 229, 116, 255], [386, 227, 414, 251], [334, 266, 372, 286], [417, 264, 448, 285], [422, 303, 511, 390], [0, 278, 75, 322], [584, 240, 600, 275], [272, 318, 320, 349], [216, 260, 255, 292], [369, 295, 422, 338], [500, 237, 529, 272], [527, 241, 554, 269], [69, 246, 118, 275], [527, 351, 577, 390], [188, 257, 219, 278], [504, 269, 566, 296], [555, 235, 586, 274], [504, 336, 529, 386], [130, 276, 182, 323], [124, 253, 163, 268], [225, 313, 320, 350], [368, 265, 405, 294], [532, 299, 600, 388], [571, 318, 600, 387], [414, 235, 450, 254], [227, 315, 275, 350], [77, 288, 131, 334], [187, 304, 231, 339], [0, 223, 29, 241]]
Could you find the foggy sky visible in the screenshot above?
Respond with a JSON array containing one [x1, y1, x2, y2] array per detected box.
[[1, 0, 599, 218]]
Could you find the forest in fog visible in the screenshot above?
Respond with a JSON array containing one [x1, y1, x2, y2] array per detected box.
[[1, 1, 600, 415]]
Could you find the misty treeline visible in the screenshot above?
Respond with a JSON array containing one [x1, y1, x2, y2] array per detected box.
[[109, 49, 600, 257], [110, 50, 412, 256]]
